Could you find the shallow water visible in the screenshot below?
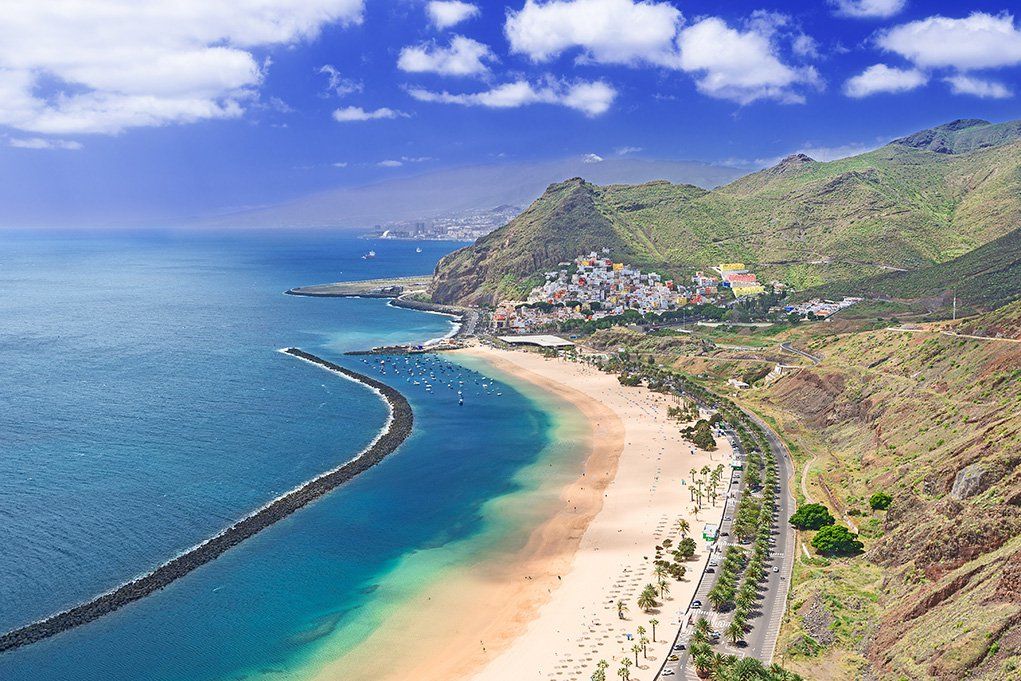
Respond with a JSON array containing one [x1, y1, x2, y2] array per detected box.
[[0, 229, 583, 680]]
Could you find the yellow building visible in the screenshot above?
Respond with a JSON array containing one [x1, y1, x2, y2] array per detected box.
[[731, 284, 766, 297], [612, 262, 624, 271], [719, 262, 746, 272]]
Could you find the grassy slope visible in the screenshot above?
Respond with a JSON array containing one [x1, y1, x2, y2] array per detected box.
[[958, 299, 1021, 339], [737, 326, 1021, 680], [804, 225, 1021, 313], [431, 124, 1021, 305]]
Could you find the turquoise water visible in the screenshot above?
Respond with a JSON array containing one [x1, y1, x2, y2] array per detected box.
[[0, 230, 579, 680]]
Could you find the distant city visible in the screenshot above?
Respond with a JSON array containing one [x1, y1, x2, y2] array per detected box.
[[368, 205, 521, 242]]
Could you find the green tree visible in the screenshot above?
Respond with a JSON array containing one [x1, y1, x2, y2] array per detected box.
[[812, 524, 864, 556], [638, 584, 658, 612], [869, 491, 893, 510], [649, 618, 659, 642], [616, 599, 629, 620], [789, 503, 835, 530], [725, 619, 745, 645]]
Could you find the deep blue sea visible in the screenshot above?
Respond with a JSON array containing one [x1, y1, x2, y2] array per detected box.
[[0, 230, 581, 680]]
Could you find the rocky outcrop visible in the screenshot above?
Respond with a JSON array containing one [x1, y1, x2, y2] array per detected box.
[[951, 462, 988, 499]]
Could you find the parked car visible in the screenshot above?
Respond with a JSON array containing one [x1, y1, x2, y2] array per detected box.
[[692, 600, 702, 609]]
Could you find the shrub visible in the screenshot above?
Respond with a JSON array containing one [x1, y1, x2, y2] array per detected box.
[[812, 525, 864, 556], [869, 492, 893, 510], [789, 503, 835, 530]]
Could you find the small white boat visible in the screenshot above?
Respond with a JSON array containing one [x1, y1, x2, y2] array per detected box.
[[416, 247, 423, 253], [362, 250, 377, 260]]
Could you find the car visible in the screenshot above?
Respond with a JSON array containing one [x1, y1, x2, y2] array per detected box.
[[724, 516, 732, 521], [772, 566, 780, 573], [662, 669, 676, 676], [673, 643, 686, 651], [710, 631, 721, 640], [721, 531, 729, 537], [668, 655, 680, 661], [706, 567, 715, 573], [691, 600, 702, 609], [709, 560, 719, 566]]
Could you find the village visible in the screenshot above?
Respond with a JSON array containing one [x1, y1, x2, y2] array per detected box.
[[493, 253, 775, 333]]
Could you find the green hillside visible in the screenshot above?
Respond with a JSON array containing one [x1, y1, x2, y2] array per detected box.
[[431, 118, 1021, 306], [805, 225, 1021, 313]]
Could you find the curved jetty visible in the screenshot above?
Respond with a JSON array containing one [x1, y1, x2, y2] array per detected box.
[[0, 348, 412, 654]]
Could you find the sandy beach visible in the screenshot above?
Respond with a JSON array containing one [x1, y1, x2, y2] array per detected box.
[[314, 344, 730, 681]]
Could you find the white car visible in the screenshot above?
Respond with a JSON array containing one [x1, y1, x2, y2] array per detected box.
[[662, 670, 676, 676]]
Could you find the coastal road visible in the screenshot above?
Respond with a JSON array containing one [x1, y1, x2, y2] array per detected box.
[[656, 409, 797, 678]]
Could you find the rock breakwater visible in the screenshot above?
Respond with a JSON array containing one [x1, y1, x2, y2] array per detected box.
[[0, 348, 412, 654]]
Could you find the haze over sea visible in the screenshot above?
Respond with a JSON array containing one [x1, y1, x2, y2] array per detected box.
[[0, 229, 585, 680]]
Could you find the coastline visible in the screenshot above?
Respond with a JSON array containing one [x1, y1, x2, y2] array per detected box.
[[0, 348, 412, 655], [308, 344, 730, 681]]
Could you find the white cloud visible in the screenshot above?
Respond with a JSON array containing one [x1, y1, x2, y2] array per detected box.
[[401, 155, 433, 162], [332, 106, 408, 122], [830, 0, 906, 19], [0, 1, 364, 135], [378, 159, 403, 167], [677, 18, 822, 104], [427, 1, 480, 30], [505, 0, 684, 67], [397, 36, 494, 76], [878, 12, 1021, 70], [8, 137, 83, 150], [843, 63, 927, 97], [616, 145, 642, 155], [583, 153, 604, 163], [333, 161, 349, 167], [796, 142, 876, 161], [408, 78, 616, 116], [319, 64, 363, 97], [792, 34, 820, 59], [944, 74, 1013, 99]]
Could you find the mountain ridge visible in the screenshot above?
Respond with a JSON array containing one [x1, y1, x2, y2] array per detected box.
[[431, 118, 1021, 309]]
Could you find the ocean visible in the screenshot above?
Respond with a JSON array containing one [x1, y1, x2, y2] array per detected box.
[[0, 229, 586, 680]]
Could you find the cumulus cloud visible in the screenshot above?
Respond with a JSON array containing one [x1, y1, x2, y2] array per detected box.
[[944, 74, 1013, 98], [0, 1, 364, 136], [843, 63, 927, 97], [505, 0, 684, 67], [332, 161, 349, 167], [583, 153, 604, 163], [378, 159, 404, 167], [427, 1, 480, 30], [878, 12, 1021, 70], [407, 78, 616, 116], [677, 18, 822, 104], [505, 2, 820, 104], [8, 137, 83, 150], [829, 0, 906, 19], [332, 106, 408, 122], [397, 36, 495, 76]]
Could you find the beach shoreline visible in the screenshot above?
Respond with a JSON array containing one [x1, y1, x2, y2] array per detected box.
[[312, 344, 730, 681]]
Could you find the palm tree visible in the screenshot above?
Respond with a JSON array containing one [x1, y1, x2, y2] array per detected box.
[[636, 626, 646, 653], [659, 578, 671, 599], [621, 656, 633, 679], [693, 617, 712, 639], [616, 664, 629, 681], [654, 564, 668, 584], [616, 599, 629, 620], [640, 634, 649, 657], [725, 619, 745, 646], [649, 618, 659, 642], [637, 584, 658, 612], [676, 518, 690, 538], [591, 659, 609, 681], [631, 643, 642, 667]]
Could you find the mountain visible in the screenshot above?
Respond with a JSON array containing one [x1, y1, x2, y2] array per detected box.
[[891, 118, 1021, 155], [198, 157, 744, 229], [805, 225, 1021, 314], [957, 298, 1021, 339], [432, 118, 1021, 306]]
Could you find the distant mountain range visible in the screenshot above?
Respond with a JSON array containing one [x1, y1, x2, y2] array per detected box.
[[431, 118, 1021, 313], [200, 157, 745, 229]]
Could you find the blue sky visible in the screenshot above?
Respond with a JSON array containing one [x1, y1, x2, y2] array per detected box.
[[0, 0, 1019, 225]]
